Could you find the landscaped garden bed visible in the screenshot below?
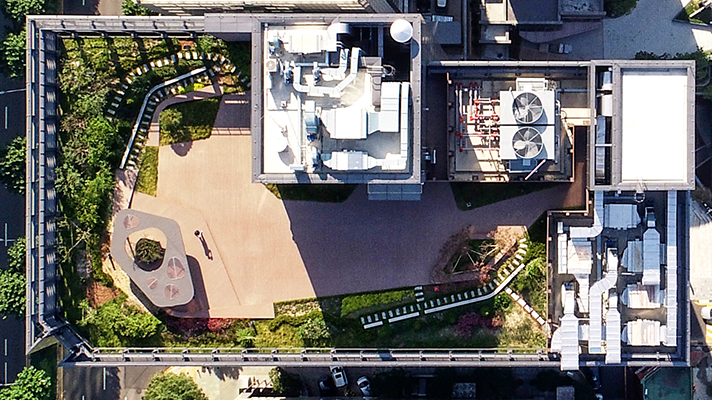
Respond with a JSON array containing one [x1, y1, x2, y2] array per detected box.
[[55, 34, 250, 347], [159, 96, 223, 145]]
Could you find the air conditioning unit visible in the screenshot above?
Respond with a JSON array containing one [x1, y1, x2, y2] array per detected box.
[[500, 124, 556, 161], [497, 89, 557, 164], [498, 90, 556, 126]]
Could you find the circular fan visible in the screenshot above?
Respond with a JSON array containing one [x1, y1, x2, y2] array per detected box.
[[512, 92, 543, 124], [512, 127, 544, 159]]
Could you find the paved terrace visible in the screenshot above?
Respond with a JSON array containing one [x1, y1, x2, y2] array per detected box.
[[129, 122, 577, 317]]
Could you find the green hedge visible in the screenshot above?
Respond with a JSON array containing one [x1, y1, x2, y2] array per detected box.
[[341, 289, 415, 317]]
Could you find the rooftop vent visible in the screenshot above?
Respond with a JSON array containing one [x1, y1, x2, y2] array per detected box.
[[390, 19, 413, 43]]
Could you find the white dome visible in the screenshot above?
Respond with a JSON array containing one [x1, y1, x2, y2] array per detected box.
[[390, 19, 413, 43]]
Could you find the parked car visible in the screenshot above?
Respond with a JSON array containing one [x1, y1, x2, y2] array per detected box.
[[330, 366, 348, 388], [357, 376, 373, 397], [548, 43, 572, 54], [319, 376, 338, 396]]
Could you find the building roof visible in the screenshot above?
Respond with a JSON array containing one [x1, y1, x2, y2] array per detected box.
[[589, 60, 696, 191], [620, 69, 690, 186]]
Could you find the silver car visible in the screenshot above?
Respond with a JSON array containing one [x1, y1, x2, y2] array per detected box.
[[330, 366, 348, 388]]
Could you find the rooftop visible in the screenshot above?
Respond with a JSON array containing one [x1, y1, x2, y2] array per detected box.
[[252, 14, 423, 189]]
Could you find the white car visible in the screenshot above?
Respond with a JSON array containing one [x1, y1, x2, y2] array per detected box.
[[330, 366, 348, 388], [357, 376, 372, 396], [702, 306, 712, 321]]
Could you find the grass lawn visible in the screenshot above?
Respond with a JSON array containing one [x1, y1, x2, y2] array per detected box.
[[265, 184, 358, 203], [135, 146, 159, 196], [450, 182, 559, 211], [160, 96, 222, 145], [30, 344, 58, 400], [340, 288, 414, 317]]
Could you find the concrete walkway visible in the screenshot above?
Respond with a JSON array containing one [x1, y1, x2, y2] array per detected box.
[[604, 0, 712, 58], [146, 80, 223, 147]]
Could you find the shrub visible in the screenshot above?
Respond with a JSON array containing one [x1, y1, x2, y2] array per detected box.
[[269, 367, 301, 396], [493, 292, 512, 312], [121, 0, 156, 15], [79, 296, 161, 347], [453, 312, 496, 336], [297, 317, 330, 345], [159, 108, 184, 142], [134, 238, 165, 264], [207, 318, 233, 332], [340, 289, 414, 317], [143, 373, 207, 400], [604, 0, 638, 18]]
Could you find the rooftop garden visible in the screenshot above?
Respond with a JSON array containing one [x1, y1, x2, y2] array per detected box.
[[49, 34, 250, 347], [22, 28, 551, 351]]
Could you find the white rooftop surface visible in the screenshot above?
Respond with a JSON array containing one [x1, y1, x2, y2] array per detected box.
[[264, 82, 304, 174], [620, 69, 689, 184]]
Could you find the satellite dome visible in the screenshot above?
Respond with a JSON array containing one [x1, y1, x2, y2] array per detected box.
[[390, 19, 413, 43]]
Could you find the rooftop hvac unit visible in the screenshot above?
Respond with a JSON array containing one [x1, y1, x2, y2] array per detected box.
[[512, 126, 544, 159], [265, 59, 278, 73], [512, 92, 544, 124], [498, 90, 556, 126]]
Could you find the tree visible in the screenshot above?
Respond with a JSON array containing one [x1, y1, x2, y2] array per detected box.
[[2, 0, 45, 25], [0, 136, 25, 194], [142, 373, 207, 400], [134, 238, 165, 264], [0, 269, 25, 318], [0, 30, 25, 80], [7, 237, 25, 273], [269, 367, 301, 396], [121, 0, 156, 15], [0, 366, 52, 400], [159, 108, 186, 143], [79, 296, 161, 346]]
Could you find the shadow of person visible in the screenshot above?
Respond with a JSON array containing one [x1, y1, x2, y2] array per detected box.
[[171, 141, 193, 157], [199, 237, 213, 260]]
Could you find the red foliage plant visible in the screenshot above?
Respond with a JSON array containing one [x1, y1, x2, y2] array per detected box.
[[165, 317, 209, 336], [207, 318, 233, 332], [453, 312, 497, 336]]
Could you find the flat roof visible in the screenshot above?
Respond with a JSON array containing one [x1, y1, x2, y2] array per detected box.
[[588, 60, 695, 191], [620, 68, 689, 185]]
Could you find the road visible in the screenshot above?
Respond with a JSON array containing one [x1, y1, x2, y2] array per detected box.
[[0, 75, 28, 385]]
